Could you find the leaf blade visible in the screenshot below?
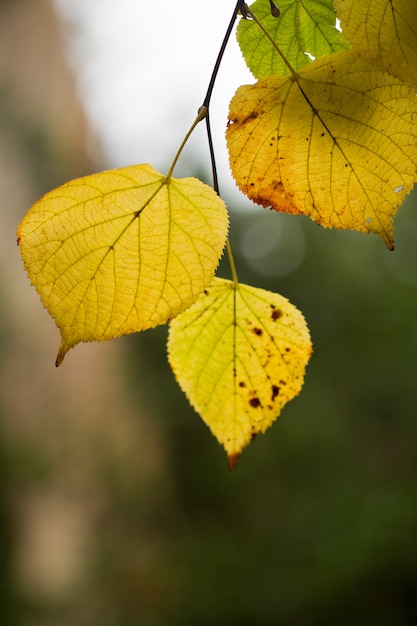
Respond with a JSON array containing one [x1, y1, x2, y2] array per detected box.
[[168, 277, 312, 465], [335, 0, 417, 89], [227, 51, 417, 247], [237, 0, 349, 78], [17, 164, 229, 364]]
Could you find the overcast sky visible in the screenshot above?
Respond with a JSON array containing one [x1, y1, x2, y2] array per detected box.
[[51, 0, 313, 278], [53, 0, 254, 191]]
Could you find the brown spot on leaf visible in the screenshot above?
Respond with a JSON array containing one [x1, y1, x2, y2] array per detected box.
[[239, 381, 246, 388], [271, 308, 282, 321], [243, 111, 258, 124], [271, 385, 280, 400], [252, 327, 263, 336], [249, 397, 261, 408]]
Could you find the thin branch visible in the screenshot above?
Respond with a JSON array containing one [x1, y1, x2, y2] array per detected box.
[[202, 1, 245, 109]]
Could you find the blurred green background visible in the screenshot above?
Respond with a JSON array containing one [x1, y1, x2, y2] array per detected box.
[[1, 1, 417, 625]]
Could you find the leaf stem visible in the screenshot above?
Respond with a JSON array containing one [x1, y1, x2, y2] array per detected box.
[[165, 0, 244, 180], [165, 105, 208, 180], [226, 238, 239, 286], [201, 1, 243, 285], [202, 0, 244, 109], [167, 1, 243, 285]]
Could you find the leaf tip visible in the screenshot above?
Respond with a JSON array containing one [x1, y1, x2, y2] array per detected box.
[[55, 342, 69, 367], [227, 452, 240, 471]]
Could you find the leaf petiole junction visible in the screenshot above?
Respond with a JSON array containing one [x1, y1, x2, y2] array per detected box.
[[165, 1, 244, 285]]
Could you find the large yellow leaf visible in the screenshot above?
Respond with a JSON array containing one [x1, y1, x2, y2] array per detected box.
[[226, 51, 417, 248], [335, 0, 417, 89], [18, 164, 228, 365], [168, 277, 312, 467]]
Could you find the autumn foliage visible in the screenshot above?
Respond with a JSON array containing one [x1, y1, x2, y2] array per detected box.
[[17, 0, 417, 466]]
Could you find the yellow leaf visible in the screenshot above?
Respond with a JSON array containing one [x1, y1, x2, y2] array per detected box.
[[334, 0, 417, 89], [226, 51, 417, 248], [167, 277, 312, 467], [17, 164, 228, 365]]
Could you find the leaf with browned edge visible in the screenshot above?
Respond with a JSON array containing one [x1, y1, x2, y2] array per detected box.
[[227, 51, 417, 248]]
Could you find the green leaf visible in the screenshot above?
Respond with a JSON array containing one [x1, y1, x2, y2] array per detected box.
[[168, 277, 312, 467], [17, 164, 229, 365], [237, 0, 350, 78]]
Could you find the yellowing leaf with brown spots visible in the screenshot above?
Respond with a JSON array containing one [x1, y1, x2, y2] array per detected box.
[[17, 164, 228, 365], [334, 0, 417, 89], [226, 51, 417, 248], [167, 277, 312, 467]]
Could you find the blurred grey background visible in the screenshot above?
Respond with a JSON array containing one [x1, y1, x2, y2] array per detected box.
[[1, 1, 417, 625]]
